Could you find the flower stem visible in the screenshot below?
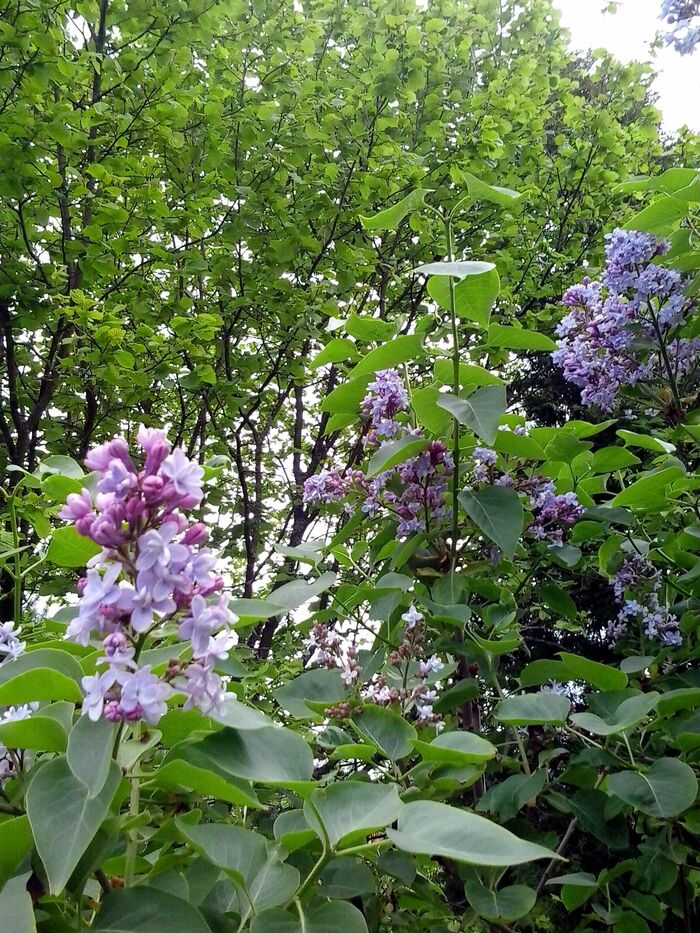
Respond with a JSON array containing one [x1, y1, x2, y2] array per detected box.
[[445, 216, 460, 569], [123, 774, 140, 887]]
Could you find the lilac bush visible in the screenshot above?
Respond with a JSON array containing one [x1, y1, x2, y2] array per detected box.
[[552, 228, 699, 414], [607, 554, 682, 646], [59, 427, 237, 724]]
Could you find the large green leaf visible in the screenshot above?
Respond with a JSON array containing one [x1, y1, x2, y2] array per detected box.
[[387, 801, 556, 865], [174, 725, 314, 786], [0, 873, 36, 933], [462, 171, 524, 205], [495, 692, 570, 726], [486, 324, 556, 352], [310, 338, 359, 370], [45, 525, 101, 567], [427, 266, 500, 326], [0, 817, 34, 887], [557, 653, 628, 691], [611, 467, 684, 507], [251, 901, 368, 933], [623, 196, 688, 234], [179, 822, 299, 913], [607, 759, 698, 818], [0, 715, 67, 753], [437, 385, 506, 444], [413, 730, 496, 765], [303, 782, 403, 849], [344, 314, 394, 342], [347, 334, 424, 379], [67, 715, 116, 798], [352, 705, 416, 760], [571, 693, 659, 736], [433, 358, 503, 387], [465, 874, 536, 922], [366, 436, 426, 477], [359, 188, 430, 231], [268, 572, 337, 612], [147, 759, 260, 808], [459, 485, 523, 558], [0, 649, 83, 705], [26, 757, 120, 894], [274, 668, 347, 719], [92, 887, 212, 932], [414, 260, 495, 279]]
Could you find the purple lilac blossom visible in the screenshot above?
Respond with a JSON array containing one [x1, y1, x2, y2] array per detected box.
[[361, 369, 409, 439], [606, 554, 681, 647], [661, 1, 700, 53], [552, 228, 699, 411], [0, 627, 31, 783], [60, 428, 237, 725]]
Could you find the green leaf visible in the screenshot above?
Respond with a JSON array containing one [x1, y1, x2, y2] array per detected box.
[[228, 597, 285, 621], [0, 873, 36, 933], [179, 822, 299, 914], [607, 758, 698, 818], [147, 759, 260, 808], [557, 653, 628, 691], [0, 817, 34, 887], [319, 857, 374, 898], [67, 715, 116, 798], [413, 730, 496, 765], [304, 782, 403, 849], [26, 757, 120, 894], [589, 447, 641, 473], [487, 324, 557, 351], [571, 693, 659, 736], [623, 196, 688, 234], [274, 668, 347, 719], [0, 714, 67, 753], [427, 266, 500, 326], [352, 705, 417, 760], [494, 430, 547, 461], [540, 584, 577, 620], [465, 875, 536, 922], [46, 526, 101, 567], [656, 688, 700, 718], [462, 171, 524, 205], [438, 385, 506, 444], [611, 467, 684, 507], [38, 455, 84, 479], [433, 358, 503, 387], [616, 430, 675, 453], [344, 314, 394, 342], [321, 375, 372, 415], [459, 485, 523, 558], [209, 695, 276, 730], [359, 188, 430, 231], [414, 260, 495, 280], [347, 334, 424, 378], [174, 725, 314, 786], [495, 692, 570, 726], [0, 649, 83, 705], [268, 572, 337, 611], [310, 338, 358, 370], [92, 887, 212, 932], [366, 436, 426, 477], [387, 800, 556, 866], [411, 386, 453, 435], [251, 901, 368, 933]]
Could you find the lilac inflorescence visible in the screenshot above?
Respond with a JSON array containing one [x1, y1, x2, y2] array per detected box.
[[606, 555, 681, 647], [60, 427, 238, 724], [304, 370, 453, 538], [552, 228, 699, 411], [661, 1, 700, 54]]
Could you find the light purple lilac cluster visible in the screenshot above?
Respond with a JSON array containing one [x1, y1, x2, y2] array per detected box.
[[470, 451, 583, 545], [552, 228, 699, 412], [0, 623, 34, 782], [362, 606, 445, 727], [59, 428, 237, 724], [606, 555, 681, 647], [661, 1, 700, 53], [304, 369, 453, 538]]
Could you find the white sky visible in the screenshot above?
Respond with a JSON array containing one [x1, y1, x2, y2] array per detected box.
[[555, 0, 700, 133]]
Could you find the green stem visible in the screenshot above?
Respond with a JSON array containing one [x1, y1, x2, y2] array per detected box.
[[487, 657, 531, 775], [292, 798, 331, 903], [123, 775, 140, 886], [647, 298, 682, 416], [445, 216, 460, 569]]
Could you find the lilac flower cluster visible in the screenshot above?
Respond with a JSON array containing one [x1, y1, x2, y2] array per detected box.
[[59, 428, 237, 724], [304, 622, 360, 686], [469, 453, 583, 545], [304, 370, 453, 538], [661, 1, 700, 54], [552, 228, 699, 412], [606, 555, 681, 647], [362, 606, 445, 728], [0, 624, 33, 782]]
